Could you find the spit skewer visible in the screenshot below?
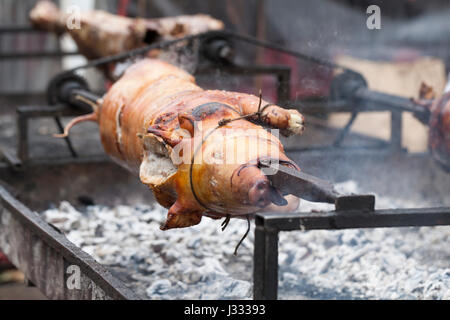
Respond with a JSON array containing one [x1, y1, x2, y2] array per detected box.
[[259, 159, 375, 211]]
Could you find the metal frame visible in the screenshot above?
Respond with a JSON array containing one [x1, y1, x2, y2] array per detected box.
[[253, 205, 450, 300]]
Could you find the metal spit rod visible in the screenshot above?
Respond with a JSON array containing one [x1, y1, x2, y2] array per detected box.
[[260, 159, 376, 211], [353, 87, 431, 124]]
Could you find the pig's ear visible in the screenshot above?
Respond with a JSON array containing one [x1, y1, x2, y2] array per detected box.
[[146, 125, 186, 147], [178, 113, 196, 137]]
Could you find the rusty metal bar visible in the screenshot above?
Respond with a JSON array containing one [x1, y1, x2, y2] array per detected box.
[[0, 185, 140, 300]]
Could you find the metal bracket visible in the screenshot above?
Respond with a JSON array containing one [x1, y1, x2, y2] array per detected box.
[[253, 204, 450, 300]]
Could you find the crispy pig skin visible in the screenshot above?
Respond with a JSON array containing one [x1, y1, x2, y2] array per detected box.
[[97, 58, 305, 229], [30, 0, 305, 229], [30, 0, 224, 60]]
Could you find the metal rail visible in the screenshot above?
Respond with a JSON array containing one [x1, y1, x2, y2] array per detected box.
[[0, 25, 79, 59], [253, 205, 450, 300], [0, 185, 140, 300]]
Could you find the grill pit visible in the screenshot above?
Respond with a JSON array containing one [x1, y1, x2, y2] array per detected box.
[[41, 180, 449, 300]]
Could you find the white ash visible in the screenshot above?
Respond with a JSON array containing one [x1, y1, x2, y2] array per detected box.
[[42, 181, 449, 300]]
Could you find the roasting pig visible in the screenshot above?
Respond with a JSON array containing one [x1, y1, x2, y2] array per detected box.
[[60, 58, 305, 229], [29, 0, 224, 61]]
